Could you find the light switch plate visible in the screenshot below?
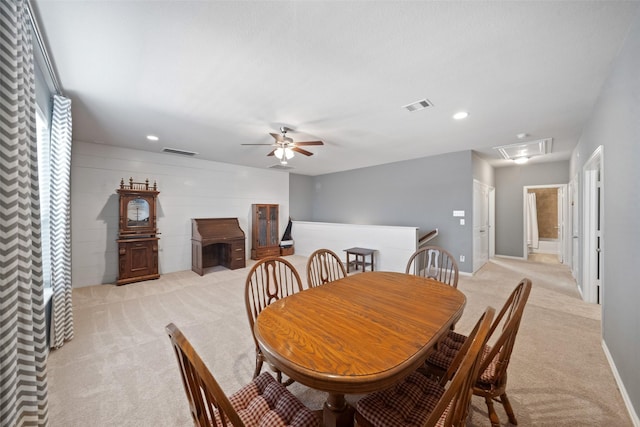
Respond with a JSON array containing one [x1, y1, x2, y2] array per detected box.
[[460, 218, 465, 225], [453, 210, 465, 217]]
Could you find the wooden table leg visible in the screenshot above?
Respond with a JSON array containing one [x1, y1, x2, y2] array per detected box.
[[323, 393, 354, 427]]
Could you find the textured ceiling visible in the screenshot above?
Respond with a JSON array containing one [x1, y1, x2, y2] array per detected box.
[[33, 1, 638, 176]]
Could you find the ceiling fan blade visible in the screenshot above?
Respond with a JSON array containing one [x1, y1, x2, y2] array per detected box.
[[294, 140, 324, 146], [241, 143, 274, 146], [271, 132, 295, 143], [292, 147, 314, 156], [270, 132, 285, 142], [266, 149, 277, 156]]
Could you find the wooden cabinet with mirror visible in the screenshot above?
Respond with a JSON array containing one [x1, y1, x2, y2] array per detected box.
[[251, 204, 280, 259], [116, 178, 160, 285]]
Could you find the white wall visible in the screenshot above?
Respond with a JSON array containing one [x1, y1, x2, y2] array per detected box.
[[292, 221, 418, 272], [71, 141, 290, 287]]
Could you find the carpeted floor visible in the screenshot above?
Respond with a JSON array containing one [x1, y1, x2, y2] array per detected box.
[[526, 253, 561, 265], [47, 255, 632, 426]]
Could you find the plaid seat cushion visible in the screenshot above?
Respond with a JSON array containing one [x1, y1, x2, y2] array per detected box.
[[229, 372, 319, 427], [426, 330, 467, 370], [477, 345, 498, 385], [356, 372, 445, 427], [428, 332, 499, 387]]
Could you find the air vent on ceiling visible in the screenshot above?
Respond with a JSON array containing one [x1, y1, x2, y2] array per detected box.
[[493, 138, 553, 160], [269, 164, 294, 170], [162, 147, 198, 156], [402, 99, 433, 112]]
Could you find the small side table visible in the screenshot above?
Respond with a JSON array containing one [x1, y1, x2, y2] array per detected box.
[[344, 247, 376, 273]]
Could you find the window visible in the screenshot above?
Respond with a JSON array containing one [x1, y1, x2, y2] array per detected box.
[[36, 107, 51, 289]]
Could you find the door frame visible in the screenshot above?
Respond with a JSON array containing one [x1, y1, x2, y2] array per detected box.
[[568, 174, 579, 279], [522, 184, 568, 262], [489, 187, 496, 259], [472, 180, 495, 273], [582, 146, 603, 304]]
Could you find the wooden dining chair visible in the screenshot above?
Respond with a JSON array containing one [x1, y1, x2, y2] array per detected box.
[[245, 256, 304, 384], [306, 248, 347, 288], [355, 307, 495, 427], [405, 246, 459, 288], [425, 278, 532, 427], [165, 323, 320, 427]]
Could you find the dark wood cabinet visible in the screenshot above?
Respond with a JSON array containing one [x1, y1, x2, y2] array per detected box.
[[117, 237, 160, 285], [116, 178, 160, 285], [191, 218, 246, 275], [251, 204, 280, 259]]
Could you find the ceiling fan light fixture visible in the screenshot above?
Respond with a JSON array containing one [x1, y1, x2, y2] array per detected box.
[[274, 147, 294, 160]]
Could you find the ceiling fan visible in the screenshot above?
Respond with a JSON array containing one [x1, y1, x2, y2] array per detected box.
[[242, 127, 324, 165]]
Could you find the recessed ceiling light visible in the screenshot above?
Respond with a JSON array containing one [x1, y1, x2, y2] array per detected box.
[[516, 133, 528, 139], [146, 135, 159, 141], [453, 111, 469, 120]]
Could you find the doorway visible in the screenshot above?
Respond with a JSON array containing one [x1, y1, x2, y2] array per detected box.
[[522, 184, 568, 264], [473, 180, 495, 273], [583, 146, 603, 304]]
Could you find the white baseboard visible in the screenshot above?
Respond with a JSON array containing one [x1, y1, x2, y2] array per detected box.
[[602, 339, 640, 426]]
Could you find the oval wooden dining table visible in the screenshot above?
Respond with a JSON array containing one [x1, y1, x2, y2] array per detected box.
[[254, 271, 466, 427]]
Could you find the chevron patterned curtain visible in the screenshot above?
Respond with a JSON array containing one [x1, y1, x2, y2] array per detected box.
[[49, 94, 74, 349], [0, 0, 50, 425]]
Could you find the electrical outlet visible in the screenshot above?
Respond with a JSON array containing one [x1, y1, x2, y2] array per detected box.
[[459, 255, 465, 262]]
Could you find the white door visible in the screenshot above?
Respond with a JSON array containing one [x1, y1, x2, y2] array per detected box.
[[473, 181, 491, 272], [569, 175, 579, 279], [556, 187, 564, 263], [489, 187, 496, 258], [583, 146, 603, 304]]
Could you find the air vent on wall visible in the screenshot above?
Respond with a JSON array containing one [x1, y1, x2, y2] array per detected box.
[[402, 99, 433, 112], [162, 147, 198, 156]]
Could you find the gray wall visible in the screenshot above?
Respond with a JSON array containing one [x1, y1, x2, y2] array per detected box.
[[572, 8, 640, 418], [494, 161, 570, 257], [472, 152, 495, 187], [291, 150, 475, 272], [289, 174, 314, 221]]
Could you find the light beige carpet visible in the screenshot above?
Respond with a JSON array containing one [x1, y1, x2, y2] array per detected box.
[[47, 256, 632, 426], [526, 253, 561, 265]]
